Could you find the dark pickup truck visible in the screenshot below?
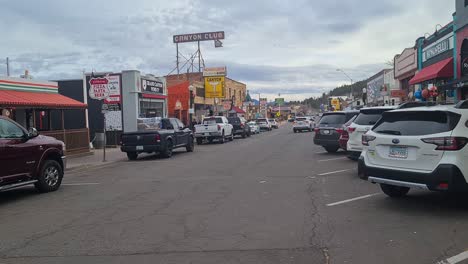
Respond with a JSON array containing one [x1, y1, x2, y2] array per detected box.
[[0, 116, 66, 193], [120, 117, 194, 160]]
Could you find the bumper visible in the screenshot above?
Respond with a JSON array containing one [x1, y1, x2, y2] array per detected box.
[[293, 126, 310, 130], [233, 129, 246, 135], [358, 157, 468, 192], [194, 132, 222, 138], [61, 156, 67, 170], [314, 138, 340, 148], [121, 145, 161, 153]]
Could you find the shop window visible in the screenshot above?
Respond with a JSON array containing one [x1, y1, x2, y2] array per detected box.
[[196, 88, 204, 97], [140, 100, 163, 118]]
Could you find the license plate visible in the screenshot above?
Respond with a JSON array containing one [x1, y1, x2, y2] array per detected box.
[[321, 130, 330, 135], [136, 146, 144, 151], [204, 133, 210, 136], [298, 122, 304, 125], [389, 146, 408, 159]]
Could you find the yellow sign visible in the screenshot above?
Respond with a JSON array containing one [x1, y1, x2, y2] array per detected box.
[[205, 76, 225, 98], [276, 112, 281, 117], [331, 98, 341, 111]]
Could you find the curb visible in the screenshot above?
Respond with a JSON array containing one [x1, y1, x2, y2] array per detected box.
[[66, 160, 124, 174]]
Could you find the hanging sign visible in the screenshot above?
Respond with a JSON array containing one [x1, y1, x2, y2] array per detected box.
[[89, 78, 110, 100]]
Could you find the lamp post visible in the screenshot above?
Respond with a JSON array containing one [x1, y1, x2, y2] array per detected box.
[[189, 84, 195, 127], [336, 69, 354, 106]]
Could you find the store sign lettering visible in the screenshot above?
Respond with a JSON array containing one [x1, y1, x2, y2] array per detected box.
[[89, 78, 110, 100], [424, 39, 450, 61], [142, 79, 164, 94]]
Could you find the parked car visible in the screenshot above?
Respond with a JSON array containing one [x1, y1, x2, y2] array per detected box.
[[256, 118, 272, 131], [293, 117, 313, 133], [338, 115, 357, 151], [269, 119, 279, 129], [346, 107, 396, 160], [313, 111, 359, 153], [0, 116, 66, 193], [194, 116, 234, 144], [288, 117, 295, 122], [228, 117, 251, 138], [121, 118, 194, 160], [359, 104, 468, 198], [247, 121, 260, 134]]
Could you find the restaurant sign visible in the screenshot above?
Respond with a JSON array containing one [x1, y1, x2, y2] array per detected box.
[[173, 31, 225, 43], [423, 34, 454, 62]]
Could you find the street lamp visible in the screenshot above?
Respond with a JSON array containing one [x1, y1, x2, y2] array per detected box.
[[336, 68, 354, 99]]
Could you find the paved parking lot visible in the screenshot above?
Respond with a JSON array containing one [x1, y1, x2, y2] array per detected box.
[[1, 124, 468, 264]]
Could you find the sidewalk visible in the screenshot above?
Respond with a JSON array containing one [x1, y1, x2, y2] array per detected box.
[[66, 148, 127, 172]]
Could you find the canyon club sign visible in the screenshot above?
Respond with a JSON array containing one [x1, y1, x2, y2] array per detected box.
[[173, 31, 225, 43]]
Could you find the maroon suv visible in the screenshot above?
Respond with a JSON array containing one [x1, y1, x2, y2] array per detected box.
[[0, 116, 66, 193]]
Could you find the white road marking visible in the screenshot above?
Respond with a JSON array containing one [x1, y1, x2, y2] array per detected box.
[[317, 157, 347, 162], [318, 169, 352, 176], [62, 183, 100, 186], [438, 250, 468, 264], [315, 151, 328, 154], [326, 193, 380, 207]]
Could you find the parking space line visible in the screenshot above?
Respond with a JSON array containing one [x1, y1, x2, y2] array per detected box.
[[318, 157, 347, 162], [438, 250, 468, 264], [326, 193, 380, 207], [62, 183, 101, 186], [318, 169, 352, 176]]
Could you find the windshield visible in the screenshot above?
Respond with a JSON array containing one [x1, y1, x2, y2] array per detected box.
[[319, 114, 346, 125], [227, 118, 241, 124], [373, 111, 460, 136], [296, 118, 307, 121], [257, 119, 267, 123], [203, 118, 223, 124]]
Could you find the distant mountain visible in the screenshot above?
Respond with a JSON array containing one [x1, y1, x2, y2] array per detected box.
[[297, 79, 369, 109]]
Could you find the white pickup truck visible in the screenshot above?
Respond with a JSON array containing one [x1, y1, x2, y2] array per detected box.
[[194, 116, 234, 145]]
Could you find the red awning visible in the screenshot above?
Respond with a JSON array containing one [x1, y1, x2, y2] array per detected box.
[[409, 58, 453, 85], [231, 106, 246, 114], [0, 90, 87, 109]]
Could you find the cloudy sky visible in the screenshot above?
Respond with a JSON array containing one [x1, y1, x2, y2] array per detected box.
[[0, 0, 454, 101]]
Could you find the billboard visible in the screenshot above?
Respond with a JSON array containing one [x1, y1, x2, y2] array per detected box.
[[173, 31, 225, 43], [275, 98, 285, 105], [203, 67, 227, 77], [88, 74, 121, 104], [205, 76, 225, 98], [141, 78, 164, 94]]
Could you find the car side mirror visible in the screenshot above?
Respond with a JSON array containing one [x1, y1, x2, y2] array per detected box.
[[28, 127, 39, 139]]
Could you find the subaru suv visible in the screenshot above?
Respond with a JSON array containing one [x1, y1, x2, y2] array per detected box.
[[358, 103, 468, 198], [346, 107, 395, 160]]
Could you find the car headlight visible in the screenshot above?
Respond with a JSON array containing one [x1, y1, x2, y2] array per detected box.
[[60, 141, 66, 151]]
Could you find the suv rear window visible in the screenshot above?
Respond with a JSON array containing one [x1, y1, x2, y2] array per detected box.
[[354, 109, 388, 126], [296, 117, 307, 121], [373, 111, 461, 136], [228, 118, 241, 124], [203, 118, 223, 124], [319, 114, 346, 125]]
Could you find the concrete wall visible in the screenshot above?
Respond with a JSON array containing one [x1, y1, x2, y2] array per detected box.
[[122, 70, 140, 133], [394, 48, 417, 80]]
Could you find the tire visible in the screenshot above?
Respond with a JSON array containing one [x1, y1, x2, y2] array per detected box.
[[196, 138, 203, 145], [230, 133, 234, 141], [34, 160, 63, 193], [242, 132, 246, 138], [220, 131, 225, 144], [186, 137, 194, 152], [208, 138, 214, 144], [161, 140, 173, 158], [127, 152, 138, 160], [324, 146, 339, 153], [380, 184, 410, 198], [294, 129, 297, 133]]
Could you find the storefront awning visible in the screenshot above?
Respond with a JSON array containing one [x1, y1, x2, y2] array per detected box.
[[0, 90, 87, 109], [409, 58, 454, 85]]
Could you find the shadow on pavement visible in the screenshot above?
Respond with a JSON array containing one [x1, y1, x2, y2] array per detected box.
[[0, 187, 40, 206]]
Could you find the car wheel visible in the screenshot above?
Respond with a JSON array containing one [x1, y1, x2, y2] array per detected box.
[[230, 133, 234, 141], [34, 160, 63, 193], [242, 132, 246, 138], [208, 138, 214, 144], [186, 137, 194, 152], [161, 140, 173, 158], [127, 152, 138, 160], [324, 146, 339, 153], [293, 129, 297, 133], [196, 138, 203, 145], [380, 184, 410, 198], [220, 131, 225, 144]]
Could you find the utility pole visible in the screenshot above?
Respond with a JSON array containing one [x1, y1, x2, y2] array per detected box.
[[6, 57, 10, 76]]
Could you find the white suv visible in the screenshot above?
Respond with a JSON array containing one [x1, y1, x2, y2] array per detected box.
[[293, 117, 312, 133], [359, 104, 468, 198], [347, 107, 395, 160]]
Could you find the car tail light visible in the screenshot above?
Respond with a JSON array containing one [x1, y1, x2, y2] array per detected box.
[[421, 137, 468, 151], [240, 123, 244, 128], [155, 134, 161, 142], [314, 128, 319, 133], [335, 128, 344, 134], [348, 127, 356, 133], [340, 131, 349, 139], [362, 134, 376, 146], [217, 124, 221, 131]]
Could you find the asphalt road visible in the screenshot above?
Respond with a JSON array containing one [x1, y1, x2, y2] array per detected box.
[[1, 124, 468, 264]]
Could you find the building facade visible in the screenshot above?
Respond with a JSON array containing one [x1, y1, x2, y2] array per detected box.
[[394, 46, 418, 100]]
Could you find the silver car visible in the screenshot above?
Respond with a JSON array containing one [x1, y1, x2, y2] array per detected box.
[[247, 121, 260, 134]]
